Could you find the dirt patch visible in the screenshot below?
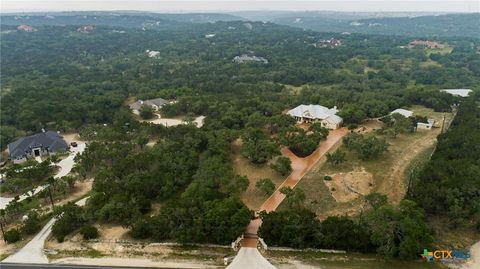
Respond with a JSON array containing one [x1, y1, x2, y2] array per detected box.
[[324, 169, 374, 203]]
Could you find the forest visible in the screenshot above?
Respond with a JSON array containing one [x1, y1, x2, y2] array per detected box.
[[1, 14, 479, 258]]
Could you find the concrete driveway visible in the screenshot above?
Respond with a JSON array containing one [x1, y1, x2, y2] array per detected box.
[[3, 197, 89, 264]]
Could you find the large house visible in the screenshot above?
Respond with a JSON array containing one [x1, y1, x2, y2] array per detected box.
[[129, 98, 169, 115], [287, 104, 343, 129], [7, 131, 69, 163]]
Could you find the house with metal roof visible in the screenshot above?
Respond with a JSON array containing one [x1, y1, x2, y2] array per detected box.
[[440, 89, 472, 97], [390, 108, 414, 118], [129, 98, 170, 115], [287, 104, 343, 129], [7, 131, 69, 163]]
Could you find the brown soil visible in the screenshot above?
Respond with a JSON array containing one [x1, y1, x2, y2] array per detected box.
[[324, 169, 374, 203]]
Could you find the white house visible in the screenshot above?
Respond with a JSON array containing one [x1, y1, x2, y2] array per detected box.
[[390, 108, 413, 118], [287, 104, 343, 129], [440, 89, 472, 97], [130, 98, 169, 115]]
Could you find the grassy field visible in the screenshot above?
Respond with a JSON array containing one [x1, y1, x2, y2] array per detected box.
[[292, 106, 452, 218], [231, 139, 285, 211]]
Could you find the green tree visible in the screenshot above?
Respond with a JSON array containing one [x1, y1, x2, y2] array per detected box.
[[4, 229, 21, 244], [22, 211, 41, 235], [280, 187, 306, 208], [365, 193, 388, 210], [326, 150, 346, 165], [241, 128, 280, 164], [256, 178, 276, 195], [271, 156, 292, 176], [139, 105, 155, 119]]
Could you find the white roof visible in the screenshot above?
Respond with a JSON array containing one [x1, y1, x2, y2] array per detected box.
[[226, 248, 277, 269], [440, 89, 472, 97], [287, 104, 340, 120], [390, 108, 413, 118], [325, 114, 343, 124]]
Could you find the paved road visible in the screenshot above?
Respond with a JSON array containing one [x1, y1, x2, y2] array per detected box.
[[0, 264, 192, 269]]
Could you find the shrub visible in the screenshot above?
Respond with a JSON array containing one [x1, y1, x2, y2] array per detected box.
[[271, 156, 292, 176], [79, 225, 99, 240], [4, 229, 21, 243], [323, 175, 332, 181]]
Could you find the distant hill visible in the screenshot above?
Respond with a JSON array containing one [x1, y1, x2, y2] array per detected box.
[[2, 11, 478, 38], [268, 13, 480, 38], [0, 12, 244, 29]]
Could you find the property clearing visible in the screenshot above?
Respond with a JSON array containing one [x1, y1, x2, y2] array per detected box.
[[297, 105, 453, 219]]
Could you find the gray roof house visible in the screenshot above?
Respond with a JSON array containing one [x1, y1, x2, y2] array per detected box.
[[287, 104, 343, 129], [7, 131, 69, 163], [129, 98, 169, 114]]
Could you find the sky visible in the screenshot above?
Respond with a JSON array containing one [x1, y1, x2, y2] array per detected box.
[[2, 0, 479, 13]]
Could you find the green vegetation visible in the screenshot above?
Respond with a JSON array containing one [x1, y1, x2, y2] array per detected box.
[[139, 105, 155, 119], [271, 156, 292, 176], [343, 133, 389, 160], [260, 199, 433, 259], [4, 228, 21, 244], [326, 150, 346, 166], [0, 13, 479, 260], [0, 160, 54, 194], [410, 98, 480, 227], [256, 178, 276, 195], [79, 225, 99, 240]]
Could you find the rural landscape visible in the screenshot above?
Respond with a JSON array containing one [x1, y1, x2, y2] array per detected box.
[[0, 2, 479, 269]]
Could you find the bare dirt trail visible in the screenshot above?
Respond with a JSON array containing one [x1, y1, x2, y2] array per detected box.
[[376, 129, 441, 205], [241, 128, 348, 248]]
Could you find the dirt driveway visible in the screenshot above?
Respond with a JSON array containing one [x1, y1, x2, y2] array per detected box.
[[241, 128, 348, 247]]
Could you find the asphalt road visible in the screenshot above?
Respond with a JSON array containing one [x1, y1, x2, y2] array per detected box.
[[0, 263, 193, 269]]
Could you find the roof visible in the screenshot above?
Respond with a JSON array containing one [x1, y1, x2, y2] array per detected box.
[[129, 98, 169, 110], [226, 248, 277, 269], [7, 131, 68, 159], [287, 104, 340, 120], [390, 108, 413, 118], [440, 89, 472, 97], [325, 114, 343, 124]]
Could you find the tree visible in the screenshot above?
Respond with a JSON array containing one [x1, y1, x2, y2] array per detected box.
[[271, 156, 292, 176], [139, 105, 155, 119], [52, 202, 85, 242], [0, 209, 6, 242], [46, 176, 56, 208], [280, 187, 306, 208], [22, 211, 41, 235], [79, 225, 99, 240], [365, 193, 388, 210], [4, 229, 21, 244], [326, 150, 346, 165], [256, 178, 276, 195], [241, 128, 280, 164]]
